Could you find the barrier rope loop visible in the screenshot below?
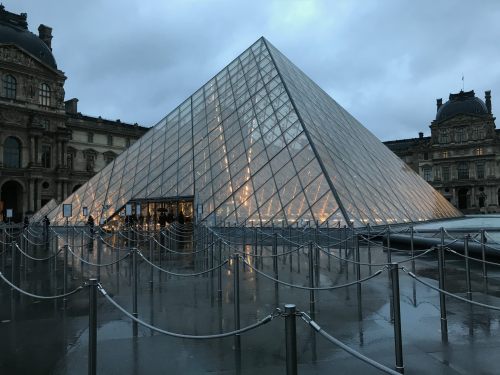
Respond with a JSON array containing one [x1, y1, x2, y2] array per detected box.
[[98, 283, 278, 339], [401, 267, 500, 311], [0, 272, 84, 300], [299, 311, 401, 375]]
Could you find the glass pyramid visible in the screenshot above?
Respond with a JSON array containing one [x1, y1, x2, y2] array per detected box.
[[49, 37, 462, 227]]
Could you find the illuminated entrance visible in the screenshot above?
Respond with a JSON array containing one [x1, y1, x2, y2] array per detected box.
[[108, 196, 194, 228]]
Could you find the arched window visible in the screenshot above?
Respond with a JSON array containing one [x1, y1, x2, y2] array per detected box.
[[3, 137, 21, 168], [39, 83, 51, 106], [2, 74, 16, 99]]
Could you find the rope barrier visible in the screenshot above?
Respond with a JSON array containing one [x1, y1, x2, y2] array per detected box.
[[0, 272, 84, 300], [15, 243, 62, 261], [66, 246, 132, 267], [300, 312, 400, 375], [242, 257, 386, 290], [469, 236, 500, 251], [138, 251, 229, 277], [152, 235, 213, 255], [20, 233, 48, 246], [99, 284, 276, 339], [402, 267, 500, 311], [444, 247, 500, 267], [316, 244, 436, 266]]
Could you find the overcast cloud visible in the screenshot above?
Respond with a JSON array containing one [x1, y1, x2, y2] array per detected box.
[[4, 0, 500, 141]]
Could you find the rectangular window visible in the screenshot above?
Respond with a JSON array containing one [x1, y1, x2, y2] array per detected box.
[[475, 147, 484, 156], [442, 150, 448, 158], [472, 127, 479, 140], [456, 128, 466, 143], [126, 137, 131, 147], [41, 145, 51, 168], [3, 74, 16, 99], [423, 152, 429, 161], [439, 130, 449, 144], [67, 153, 73, 170], [423, 167, 432, 181], [88, 132, 94, 143], [458, 163, 469, 179], [38, 83, 51, 106], [477, 163, 485, 179], [107, 135, 113, 146], [86, 154, 95, 172], [442, 166, 450, 182], [40, 119, 49, 129]]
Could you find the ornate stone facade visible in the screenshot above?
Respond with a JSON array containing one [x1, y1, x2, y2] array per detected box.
[[385, 90, 498, 214], [0, 6, 147, 221]]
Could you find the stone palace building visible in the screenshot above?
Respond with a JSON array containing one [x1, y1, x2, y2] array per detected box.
[[385, 89, 498, 214], [0, 6, 147, 221]]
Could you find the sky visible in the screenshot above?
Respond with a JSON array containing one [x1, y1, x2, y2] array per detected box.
[[3, 0, 500, 141]]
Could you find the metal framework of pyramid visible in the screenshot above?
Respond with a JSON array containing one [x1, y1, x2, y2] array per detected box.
[[49, 37, 462, 227]]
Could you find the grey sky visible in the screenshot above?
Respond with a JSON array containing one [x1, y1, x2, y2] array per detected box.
[[4, 0, 500, 141]]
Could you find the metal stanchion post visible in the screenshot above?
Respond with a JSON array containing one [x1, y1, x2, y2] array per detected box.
[[96, 236, 102, 281], [218, 239, 222, 300], [343, 224, 348, 261], [149, 237, 153, 287], [367, 224, 372, 275], [338, 226, 343, 272], [211, 236, 215, 278], [437, 234, 448, 342], [63, 244, 68, 301], [132, 248, 138, 336], [314, 241, 320, 286], [233, 254, 240, 335], [285, 304, 298, 375], [464, 235, 472, 300], [326, 221, 331, 272], [387, 227, 392, 264], [11, 241, 16, 290], [481, 229, 487, 279], [308, 242, 316, 317], [410, 226, 415, 274], [389, 263, 404, 374], [88, 278, 97, 375], [242, 226, 247, 264], [273, 233, 278, 279], [355, 234, 362, 319]]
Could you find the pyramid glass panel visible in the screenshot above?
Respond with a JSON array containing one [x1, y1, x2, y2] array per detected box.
[[48, 37, 462, 227]]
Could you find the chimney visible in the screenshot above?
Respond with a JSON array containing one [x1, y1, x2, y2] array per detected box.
[[436, 98, 442, 112], [485, 90, 492, 114], [419, 132, 424, 139], [38, 24, 53, 50], [65, 98, 78, 114]]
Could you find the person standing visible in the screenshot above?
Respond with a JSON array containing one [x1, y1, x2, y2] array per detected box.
[[43, 216, 50, 251]]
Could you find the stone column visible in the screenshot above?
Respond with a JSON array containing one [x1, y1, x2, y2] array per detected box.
[[34, 136, 40, 164], [0, 136, 4, 167], [56, 141, 61, 167], [35, 179, 42, 211], [63, 181, 68, 200], [28, 179, 35, 212], [62, 142, 68, 168]]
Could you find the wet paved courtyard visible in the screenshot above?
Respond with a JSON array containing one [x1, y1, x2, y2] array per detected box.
[[2, 221, 500, 374]]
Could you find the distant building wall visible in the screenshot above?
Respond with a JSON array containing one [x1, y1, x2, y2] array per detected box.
[[385, 90, 498, 214]]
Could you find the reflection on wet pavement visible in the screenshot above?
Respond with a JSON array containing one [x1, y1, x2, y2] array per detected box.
[[1, 222, 500, 374]]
